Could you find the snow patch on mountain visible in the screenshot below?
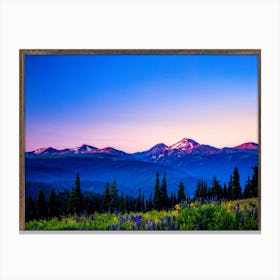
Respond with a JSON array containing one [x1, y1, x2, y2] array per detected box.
[[233, 142, 258, 150], [169, 138, 199, 150], [33, 147, 58, 155]]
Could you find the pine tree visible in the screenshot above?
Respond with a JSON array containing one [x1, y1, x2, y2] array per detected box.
[[119, 192, 126, 213], [67, 174, 83, 215], [135, 188, 142, 212], [170, 193, 175, 209], [228, 175, 234, 200], [177, 181, 186, 203], [110, 179, 118, 210], [25, 195, 36, 221], [154, 172, 161, 210], [232, 167, 242, 199], [160, 172, 168, 209], [195, 180, 208, 200], [141, 193, 145, 212], [222, 183, 228, 200], [147, 192, 153, 211], [125, 193, 130, 212], [48, 189, 58, 218], [57, 189, 70, 216], [211, 176, 223, 200], [243, 177, 252, 198], [103, 182, 111, 211], [251, 166, 258, 197], [38, 188, 47, 219]]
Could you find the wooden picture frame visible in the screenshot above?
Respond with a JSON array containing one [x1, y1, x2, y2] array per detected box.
[[19, 49, 261, 231]]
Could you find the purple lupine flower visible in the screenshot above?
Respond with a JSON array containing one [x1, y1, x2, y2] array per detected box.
[[172, 215, 176, 221], [119, 215, 124, 224], [136, 220, 141, 230], [148, 220, 153, 230], [170, 223, 175, 230], [114, 208, 118, 215], [166, 216, 171, 226]]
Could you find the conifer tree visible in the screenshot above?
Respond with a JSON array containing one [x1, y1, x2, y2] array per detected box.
[[154, 172, 161, 210], [125, 193, 130, 212], [232, 167, 242, 199], [119, 192, 126, 212], [251, 166, 258, 197], [195, 180, 208, 200], [110, 179, 118, 210], [141, 193, 145, 212], [243, 177, 252, 198], [222, 183, 228, 200], [57, 189, 70, 216], [160, 172, 168, 209], [177, 181, 186, 203], [26, 195, 36, 221], [38, 188, 47, 219], [147, 192, 153, 211], [67, 174, 83, 215], [48, 189, 58, 218], [103, 182, 111, 211], [135, 188, 142, 212], [228, 175, 234, 200], [211, 176, 223, 200]]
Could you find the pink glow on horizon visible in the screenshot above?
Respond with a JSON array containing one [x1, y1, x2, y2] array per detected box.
[[25, 116, 258, 153]]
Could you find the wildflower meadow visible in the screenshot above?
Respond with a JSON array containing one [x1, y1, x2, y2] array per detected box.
[[26, 198, 258, 231]]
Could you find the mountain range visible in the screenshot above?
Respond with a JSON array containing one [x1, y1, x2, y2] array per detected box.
[[25, 138, 258, 198], [27, 138, 258, 157]]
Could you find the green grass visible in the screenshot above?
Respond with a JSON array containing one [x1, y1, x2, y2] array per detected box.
[[25, 198, 259, 231]]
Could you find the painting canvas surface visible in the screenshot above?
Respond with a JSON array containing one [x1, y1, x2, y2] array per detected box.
[[20, 50, 260, 231]]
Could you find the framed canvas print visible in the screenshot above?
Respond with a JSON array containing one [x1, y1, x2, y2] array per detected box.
[[20, 49, 260, 231]]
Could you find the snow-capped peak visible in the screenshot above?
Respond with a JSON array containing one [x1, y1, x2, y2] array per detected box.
[[233, 142, 258, 150], [169, 138, 200, 150], [33, 147, 47, 154], [33, 147, 58, 154], [73, 144, 97, 153]]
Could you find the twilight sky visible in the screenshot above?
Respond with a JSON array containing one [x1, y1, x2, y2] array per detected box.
[[25, 54, 259, 153]]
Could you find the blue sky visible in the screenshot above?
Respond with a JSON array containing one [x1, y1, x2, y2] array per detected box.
[[25, 53, 259, 152]]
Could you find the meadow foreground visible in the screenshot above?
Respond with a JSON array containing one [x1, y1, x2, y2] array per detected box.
[[26, 198, 258, 231]]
